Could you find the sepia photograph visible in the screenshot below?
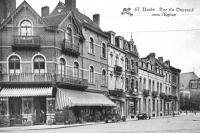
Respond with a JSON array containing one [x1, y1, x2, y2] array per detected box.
[[0, 0, 200, 132]]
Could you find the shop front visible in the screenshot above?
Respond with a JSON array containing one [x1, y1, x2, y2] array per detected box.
[[126, 98, 138, 119], [0, 87, 55, 126]]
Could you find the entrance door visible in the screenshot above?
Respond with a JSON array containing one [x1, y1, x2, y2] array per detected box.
[[34, 97, 46, 124], [9, 97, 22, 125]]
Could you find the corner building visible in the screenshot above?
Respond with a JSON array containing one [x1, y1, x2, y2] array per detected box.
[[0, 0, 115, 126]]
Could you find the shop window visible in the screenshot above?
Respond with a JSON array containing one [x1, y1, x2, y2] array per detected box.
[[23, 99, 32, 114], [47, 99, 55, 114], [0, 99, 7, 115]]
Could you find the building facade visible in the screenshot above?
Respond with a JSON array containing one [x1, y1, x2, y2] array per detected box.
[[0, 0, 115, 126]]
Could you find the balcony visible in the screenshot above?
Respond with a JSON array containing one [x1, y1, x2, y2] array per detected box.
[[0, 73, 88, 89], [114, 65, 122, 75], [109, 89, 125, 97], [160, 92, 165, 99], [128, 89, 138, 96], [143, 89, 150, 97], [0, 73, 52, 86], [152, 91, 158, 98], [55, 74, 88, 90], [61, 40, 80, 57], [12, 36, 40, 50]]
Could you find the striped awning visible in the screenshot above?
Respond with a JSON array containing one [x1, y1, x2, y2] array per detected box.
[[0, 87, 53, 97], [56, 88, 116, 110]]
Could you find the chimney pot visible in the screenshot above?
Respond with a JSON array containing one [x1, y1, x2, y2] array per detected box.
[[41, 6, 49, 17], [158, 57, 163, 63], [93, 14, 100, 27]]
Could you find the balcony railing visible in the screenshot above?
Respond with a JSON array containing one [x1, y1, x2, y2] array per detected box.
[[13, 36, 40, 50], [0, 73, 88, 89], [109, 89, 125, 97], [55, 74, 88, 89], [0, 73, 52, 83], [152, 91, 158, 98], [143, 89, 150, 97], [61, 40, 80, 57], [114, 65, 122, 75]]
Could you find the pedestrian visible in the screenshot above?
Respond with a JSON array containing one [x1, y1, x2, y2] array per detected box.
[[40, 110, 45, 124]]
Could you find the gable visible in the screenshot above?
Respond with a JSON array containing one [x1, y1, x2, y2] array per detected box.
[[0, 1, 47, 30]]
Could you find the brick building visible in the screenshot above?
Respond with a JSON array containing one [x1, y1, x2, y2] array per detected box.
[[0, 0, 115, 126]]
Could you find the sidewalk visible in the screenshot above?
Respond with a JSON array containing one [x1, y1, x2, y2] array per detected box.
[[0, 115, 178, 132]]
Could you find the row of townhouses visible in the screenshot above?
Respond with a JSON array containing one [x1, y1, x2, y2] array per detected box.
[[0, 0, 181, 126]]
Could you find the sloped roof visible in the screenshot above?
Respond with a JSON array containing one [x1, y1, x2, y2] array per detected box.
[[180, 72, 199, 90]]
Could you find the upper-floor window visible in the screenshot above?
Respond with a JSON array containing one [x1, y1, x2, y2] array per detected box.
[[125, 78, 129, 91], [157, 82, 159, 92], [58, 58, 66, 75], [125, 58, 129, 70], [102, 43, 106, 58], [34, 56, 45, 74], [102, 69, 106, 85], [131, 60, 134, 70], [20, 20, 32, 36], [89, 38, 94, 54], [74, 62, 79, 78], [89, 66, 94, 83], [9, 56, 20, 74], [152, 81, 155, 91], [66, 27, 73, 43], [160, 83, 162, 93], [149, 79, 151, 91], [131, 79, 134, 90], [143, 78, 146, 90]]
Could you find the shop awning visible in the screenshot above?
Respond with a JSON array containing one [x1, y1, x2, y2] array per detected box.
[[56, 88, 116, 110], [0, 87, 53, 97]]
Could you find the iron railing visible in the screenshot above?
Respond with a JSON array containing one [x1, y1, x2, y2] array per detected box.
[[13, 36, 40, 49]]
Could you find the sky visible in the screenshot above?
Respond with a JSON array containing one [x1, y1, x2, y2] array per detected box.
[[17, 0, 200, 76]]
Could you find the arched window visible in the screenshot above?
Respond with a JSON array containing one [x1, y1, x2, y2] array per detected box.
[[9, 56, 20, 74], [131, 60, 134, 70], [58, 58, 66, 75], [139, 77, 142, 91], [74, 62, 79, 78], [33, 56, 45, 74], [89, 38, 94, 54], [102, 69, 106, 85], [66, 27, 73, 43], [102, 43, 106, 58], [89, 66, 94, 83], [20, 20, 32, 36]]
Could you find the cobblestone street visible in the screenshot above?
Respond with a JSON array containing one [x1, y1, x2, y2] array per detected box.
[[2, 114, 200, 133]]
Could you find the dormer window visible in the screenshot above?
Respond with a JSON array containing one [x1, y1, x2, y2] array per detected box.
[[20, 20, 32, 36], [66, 27, 73, 43]]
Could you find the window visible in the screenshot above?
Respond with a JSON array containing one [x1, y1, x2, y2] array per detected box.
[[66, 27, 73, 43], [20, 20, 32, 36], [131, 79, 134, 90], [191, 80, 198, 89], [33, 56, 45, 74], [89, 38, 94, 54], [89, 66, 94, 83], [165, 87, 167, 95], [136, 81, 138, 92], [102, 43, 106, 58], [125, 78, 129, 91], [153, 99, 155, 111], [157, 82, 159, 92], [9, 56, 20, 74], [102, 69, 106, 85], [74, 62, 79, 78], [131, 60, 134, 70], [149, 79, 151, 91], [160, 100, 162, 111], [160, 83, 162, 93], [58, 58, 66, 75], [139, 77, 142, 91], [152, 81, 155, 91], [125, 58, 129, 70], [143, 78, 146, 90]]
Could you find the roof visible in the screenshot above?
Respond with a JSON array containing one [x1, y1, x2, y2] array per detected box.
[[180, 72, 199, 90]]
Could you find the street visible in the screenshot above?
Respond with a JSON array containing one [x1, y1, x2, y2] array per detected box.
[[4, 114, 200, 133]]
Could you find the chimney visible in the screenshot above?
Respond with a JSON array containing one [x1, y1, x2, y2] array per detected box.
[[65, 0, 76, 10], [149, 53, 155, 58], [41, 6, 49, 17], [93, 14, 100, 26], [158, 57, 163, 63], [165, 60, 170, 66], [0, 0, 16, 23]]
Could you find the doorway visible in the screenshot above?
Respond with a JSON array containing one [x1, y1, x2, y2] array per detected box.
[[34, 97, 46, 124]]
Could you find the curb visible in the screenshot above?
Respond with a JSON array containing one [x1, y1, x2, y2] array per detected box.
[[0, 115, 180, 132]]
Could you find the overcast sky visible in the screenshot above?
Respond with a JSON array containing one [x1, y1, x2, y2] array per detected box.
[[17, 0, 200, 76]]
